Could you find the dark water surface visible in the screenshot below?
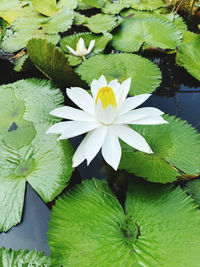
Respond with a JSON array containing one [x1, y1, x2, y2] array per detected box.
[[0, 55, 199, 255]]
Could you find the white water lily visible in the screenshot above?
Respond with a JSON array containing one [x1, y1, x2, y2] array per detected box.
[[47, 76, 168, 170], [66, 38, 95, 59]]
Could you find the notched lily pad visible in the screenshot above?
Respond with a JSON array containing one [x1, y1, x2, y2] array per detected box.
[[48, 178, 200, 266], [0, 247, 50, 266], [119, 115, 200, 183], [77, 53, 161, 95]]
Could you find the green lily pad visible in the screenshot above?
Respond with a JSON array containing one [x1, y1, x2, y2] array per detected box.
[[60, 32, 112, 66], [48, 178, 200, 266], [0, 18, 7, 42], [13, 54, 34, 72], [184, 179, 200, 206], [27, 38, 85, 87], [0, 122, 74, 232], [57, 0, 78, 9], [112, 17, 182, 52], [81, 0, 105, 8], [73, 12, 87, 25], [119, 115, 200, 183], [121, 0, 165, 10], [0, 247, 50, 266], [32, 0, 58, 16], [176, 40, 200, 81], [102, 3, 129, 14], [84, 14, 119, 33], [77, 53, 161, 95]]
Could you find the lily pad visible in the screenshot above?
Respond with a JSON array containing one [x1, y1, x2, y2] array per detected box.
[[27, 38, 85, 87], [176, 40, 200, 81], [119, 115, 200, 183], [60, 32, 112, 66], [84, 14, 119, 33], [102, 3, 129, 14], [112, 17, 182, 52], [48, 178, 200, 266], [0, 247, 50, 266], [81, 0, 105, 8], [32, 0, 58, 16], [77, 53, 161, 95], [184, 179, 200, 206], [122, 0, 165, 10]]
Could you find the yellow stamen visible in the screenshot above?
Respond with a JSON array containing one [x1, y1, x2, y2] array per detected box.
[[95, 86, 117, 110]]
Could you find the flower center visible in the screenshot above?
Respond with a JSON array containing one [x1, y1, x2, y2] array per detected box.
[[95, 86, 117, 110]]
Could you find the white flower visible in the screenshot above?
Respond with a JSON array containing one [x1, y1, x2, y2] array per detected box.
[[66, 38, 95, 58], [46, 75, 168, 170]]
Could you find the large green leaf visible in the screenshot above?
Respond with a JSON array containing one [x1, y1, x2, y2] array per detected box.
[[0, 79, 74, 232], [176, 40, 200, 81], [0, 247, 50, 266], [60, 32, 112, 66], [112, 17, 182, 52], [77, 53, 161, 95], [102, 3, 129, 14], [84, 14, 119, 33], [81, 0, 105, 8], [32, 0, 58, 16], [119, 115, 200, 183], [27, 38, 85, 87], [48, 178, 200, 266], [121, 0, 165, 10], [184, 179, 200, 206]]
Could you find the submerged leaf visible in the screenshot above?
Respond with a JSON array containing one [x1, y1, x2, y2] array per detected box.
[[112, 17, 182, 52], [0, 247, 50, 266], [27, 38, 84, 87], [48, 178, 200, 266], [77, 53, 161, 95], [119, 115, 200, 183]]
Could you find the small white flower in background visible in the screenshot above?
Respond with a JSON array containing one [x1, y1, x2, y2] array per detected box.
[[66, 37, 95, 59], [46, 75, 168, 170]]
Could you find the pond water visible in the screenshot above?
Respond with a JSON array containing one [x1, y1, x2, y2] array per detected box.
[[0, 53, 199, 255]]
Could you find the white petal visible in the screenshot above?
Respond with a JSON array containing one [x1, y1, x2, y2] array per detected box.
[[102, 128, 121, 170], [66, 45, 78, 56], [78, 37, 85, 50], [96, 100, 116, 124], [130, 115, 168, 125], [120, 77, 131, 103], [72, 132, 91, 167], [119, 94, 151, 115], [115, 107, 164, 124], [46, 122, 70, 134], [57, 121, 100, 140], [97, 75, 107, 89], [66, 87, 95, 116], [87, 39, 95, 54], [85, 126, 107, 165], [91, 79, 98, 99], [110, 124, 153, 154], [50, 106, 95, 121]]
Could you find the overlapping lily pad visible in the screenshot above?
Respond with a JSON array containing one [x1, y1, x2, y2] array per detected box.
[[27, 38, 85, 87], [0, 79, 74, 232], [112, 17, 182, 52], [176, 40, 200, 81], [48, 178, 200, 266], [119, 115, 200, 183], [0, 247, 50, 266], [60, 32, 112, 66], [77, 53, 161, 95], [184, 179, 200, 206]]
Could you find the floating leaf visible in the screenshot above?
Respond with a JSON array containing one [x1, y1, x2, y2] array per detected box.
[[48, 178, 200, 266], [112, 17, 182, 52], [84, 14, 119, 33], [81, 0, 105, 8], [102, 3, 129, 14], [60, 32, 112, 66], [0, 247, 50, 266], [0, 18, 7, 42], [77, 53, 161, 95], [119, 115, 200, 183], [27, 38, 85, 87], [73, 12, 87, 25], [185, 179, 200, 206], [32, 0, 58, 16], [57, 0, 78, 9], [121, 0, 165, 10], [176, 40, 200, 81], [13, 54, 34, 72]]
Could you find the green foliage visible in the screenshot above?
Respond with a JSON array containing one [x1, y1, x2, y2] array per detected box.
[[27, 38, 85, 87], [60, 32, 112, 66], [32, 0, 58, 16], [122, 0, 165, 10], [185, 179, 200, 206], [102, 3, 129, 14], [0, 247, 50, 266], [112, 17, 182, 52], [13, 54, 34, 72], [119, 115, 200, 183], [0, 79, 74, 232], [0, 18, 7, 42], [81, 0, 105, 8], [77, 53, 161, 95], [176, 39, 200, 81], [48, 178, 200, 266], [84, 14, 120, 33]]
